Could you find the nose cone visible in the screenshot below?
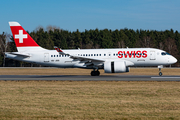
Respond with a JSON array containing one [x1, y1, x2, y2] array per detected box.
[[169, 56, 177, 64]]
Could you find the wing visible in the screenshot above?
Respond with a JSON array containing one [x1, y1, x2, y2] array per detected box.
[[70, 55, 105, 62], [54, 47, 104, 68], [70, 55, 105, 68], [54, 47, 134, 68], [5, 52, 30, 57]]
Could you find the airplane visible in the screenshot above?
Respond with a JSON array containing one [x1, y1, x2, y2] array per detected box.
[[5, 22, 177, 76]]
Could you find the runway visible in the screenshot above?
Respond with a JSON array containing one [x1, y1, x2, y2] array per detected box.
[[0, 75, 180, 81]]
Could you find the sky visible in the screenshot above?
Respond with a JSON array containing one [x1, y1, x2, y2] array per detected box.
[[0, 0, 180, 34]]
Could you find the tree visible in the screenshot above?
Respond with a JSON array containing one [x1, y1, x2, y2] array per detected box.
[[99, 29, 113, 48], [112, 29, 121, 48], [118, 30, 127, 48], [175, 31, 180, 53], [73, 29, 82, 49], [0, 32, 11, 67], [164, 38, 178, 56]]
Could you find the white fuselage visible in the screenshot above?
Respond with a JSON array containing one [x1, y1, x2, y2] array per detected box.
[[6, 47, 177, 69]]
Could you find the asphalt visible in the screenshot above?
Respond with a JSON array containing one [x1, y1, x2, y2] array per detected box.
[[0, 75, 180, 81]]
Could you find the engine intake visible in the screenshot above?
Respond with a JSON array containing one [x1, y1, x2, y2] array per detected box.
[[104, 61, 129, 73]]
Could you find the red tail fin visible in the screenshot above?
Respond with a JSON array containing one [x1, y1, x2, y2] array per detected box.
[[9, 22, 39, 50]]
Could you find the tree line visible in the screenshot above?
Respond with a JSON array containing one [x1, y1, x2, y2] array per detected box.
[[0, 26, 180, 67]]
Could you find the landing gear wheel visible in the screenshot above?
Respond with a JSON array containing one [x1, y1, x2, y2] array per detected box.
[[158, 68, 163, 76], [159, 72, 162, 76], [91, 70, 100, 76], [96, 71, 100, 76], [91, 71, 96, 76]]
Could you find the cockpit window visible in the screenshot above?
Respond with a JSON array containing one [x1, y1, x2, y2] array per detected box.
[[166, 52, 170, 55], [161, 52, 170, 56], [161, 52, 166, 55]]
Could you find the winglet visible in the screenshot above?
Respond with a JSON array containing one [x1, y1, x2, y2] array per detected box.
[[54, 46, 63, 53]]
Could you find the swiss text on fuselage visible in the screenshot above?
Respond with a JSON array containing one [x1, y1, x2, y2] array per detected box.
[[118, 50, 147, 58]]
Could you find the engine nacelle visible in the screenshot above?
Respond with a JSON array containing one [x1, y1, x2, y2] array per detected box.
[[104, 61, 129, 73]]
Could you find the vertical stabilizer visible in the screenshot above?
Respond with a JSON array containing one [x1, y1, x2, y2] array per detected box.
[[9, 22, 44, 52]]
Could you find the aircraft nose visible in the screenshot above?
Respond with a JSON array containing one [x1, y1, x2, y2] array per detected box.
[[169, 56, 177, 64]]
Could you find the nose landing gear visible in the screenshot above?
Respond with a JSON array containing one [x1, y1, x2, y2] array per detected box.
[[91, 69, 100, 76], [159, 68, 162, 76], [158, 65, 163, 76]]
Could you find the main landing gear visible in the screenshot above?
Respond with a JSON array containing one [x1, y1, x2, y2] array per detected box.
[[158, 65, 163, 76], [91, 69, 100, 76]]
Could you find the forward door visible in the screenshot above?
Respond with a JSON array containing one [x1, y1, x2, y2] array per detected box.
[[150, 51, 156, 60]]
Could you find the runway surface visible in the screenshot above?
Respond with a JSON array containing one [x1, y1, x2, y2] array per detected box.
[[0, 75, 180, 81]]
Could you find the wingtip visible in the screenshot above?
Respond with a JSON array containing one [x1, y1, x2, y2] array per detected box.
[[9, 21, 21, 26]]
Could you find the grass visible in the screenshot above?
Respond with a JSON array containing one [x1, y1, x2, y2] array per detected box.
[[0, 81, 180, 119], [0, 67, 180, 75], [0, 68, 180, 119]]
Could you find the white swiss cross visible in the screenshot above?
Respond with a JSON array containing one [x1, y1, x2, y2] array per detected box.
[[15, 30, 27, 43]]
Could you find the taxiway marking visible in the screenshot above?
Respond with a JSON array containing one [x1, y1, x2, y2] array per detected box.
[[151, 77, 180, 79]]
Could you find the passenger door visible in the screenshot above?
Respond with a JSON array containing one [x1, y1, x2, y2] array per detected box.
[[150, 51, 156, 60]]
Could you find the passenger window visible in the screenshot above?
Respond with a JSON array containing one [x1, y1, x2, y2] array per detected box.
[[113, 54, 115, 56], [54, 55, 55, 57], [97, 54, 98, 56], [51, 55, 53, 57], [94, 54, 96, 56], [104, 54, 106, 56], [59, 55, 61, 57], [99, 54, 101, 56], [83, 54, 85, 56], [91, 54, 93, 56]]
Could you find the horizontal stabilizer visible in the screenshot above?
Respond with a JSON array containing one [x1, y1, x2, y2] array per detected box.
[[5, 52, 30, 57]]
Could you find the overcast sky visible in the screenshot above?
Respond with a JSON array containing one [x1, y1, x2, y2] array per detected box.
[[1, 0, 180, 34]]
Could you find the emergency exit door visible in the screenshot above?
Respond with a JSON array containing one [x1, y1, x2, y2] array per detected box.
[[44, 53, 49, 62]]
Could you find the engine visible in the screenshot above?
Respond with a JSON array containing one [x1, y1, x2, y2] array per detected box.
[[104, 61, 129, 73]]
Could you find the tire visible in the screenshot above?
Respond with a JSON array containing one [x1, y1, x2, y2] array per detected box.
[[91, 71, 100, 76], [159, 72, 162, 76], [96, 71, 100, 76], [91, 71, 96, 76]]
